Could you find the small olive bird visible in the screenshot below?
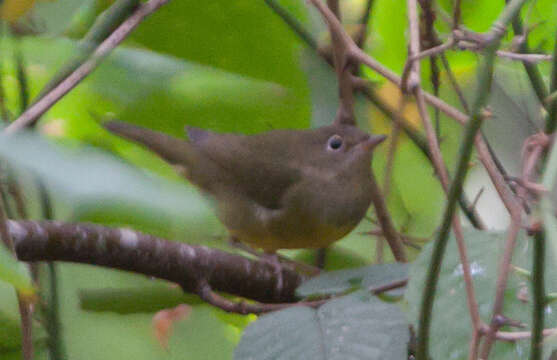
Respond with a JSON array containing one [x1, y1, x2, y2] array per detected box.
[[104, 121, 385, 259]]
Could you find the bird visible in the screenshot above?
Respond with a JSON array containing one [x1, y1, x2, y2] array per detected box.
[[103, 121, 385, 254]]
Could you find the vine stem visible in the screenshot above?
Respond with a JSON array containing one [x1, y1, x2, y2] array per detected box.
[[406, 0, 481, 347], [416, 45, 497, 360]]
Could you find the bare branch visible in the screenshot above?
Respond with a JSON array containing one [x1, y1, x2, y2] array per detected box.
[[11, 220, 303, 304]]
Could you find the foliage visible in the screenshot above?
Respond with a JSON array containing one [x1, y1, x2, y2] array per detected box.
[[0, 0, 555, 359]]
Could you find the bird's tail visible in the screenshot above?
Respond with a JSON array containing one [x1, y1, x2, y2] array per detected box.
[[103, 121, 192, 166]]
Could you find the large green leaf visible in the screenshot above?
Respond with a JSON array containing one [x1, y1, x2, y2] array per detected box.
[[0, 244, 34, 297], [79, 284, 203, 314], [0, 306, 46, 355], [296, 263, 408, 298], [34, 0, 94, 35], [406, 230, 557, 359], [234, 291, 409, 360], [0, 129, 213, 233], [129, 0, 309, 88]]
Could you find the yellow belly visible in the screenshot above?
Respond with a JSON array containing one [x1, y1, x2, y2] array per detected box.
[[231, 222, 355, 253]]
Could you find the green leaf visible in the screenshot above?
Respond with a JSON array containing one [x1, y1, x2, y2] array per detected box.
[[0, 308, 46, 353], [234, 291, 409, 360], [0, 130, 213, 231], [296, 263, 408, 298], [130, 0, 309, 89], [79, 285, 203, 314], [0, 243, 34, 297], [291, 246, 370, 271], [406, 229, 557, 359], [0, 310, 25, 351], [35, 0, 96, 35]]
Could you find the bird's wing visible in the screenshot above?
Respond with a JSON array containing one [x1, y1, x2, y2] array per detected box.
[[185, 126, 301, 210]]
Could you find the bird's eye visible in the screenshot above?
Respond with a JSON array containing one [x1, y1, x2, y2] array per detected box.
[[327, 134, 343, 151]]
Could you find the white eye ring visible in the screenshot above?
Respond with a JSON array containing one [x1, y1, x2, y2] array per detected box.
[[327, 134, 343, 151]]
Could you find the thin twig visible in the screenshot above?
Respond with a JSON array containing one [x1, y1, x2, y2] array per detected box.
[[494, 328, 557, 341], [416, 40, 498, 360], [411, 37, 552, 64], [308, 0, 407, 261], [350, 43, 470, 124], [408, 0, 482, 349], [368, 174, 407, 262], [36, 181, 66, 359], [326, 0, 340, 18], [468, 329, 481, 360], [263, 0, 318, 50], [479, 214, 521, 358], [530, 231, 546, 360], [378, 98, 404, 263], [493, 50, 551, 63], [457, 42, 552, 63], [475, 137, 522, 215], [479, 112, 543, 359], [452, 0, 462, 29], [418, 0, 442, 140], [307, 0, 472, 125], [359, 0, 375, 39], [410, 38, 455, 61], [197, 278, 408, 315], [266, 0, 485, 229], [32, 0, 140, 109], [322, 0, 356, 125], [439, 53, 470, 113], [506, 0, 548, 110], [547, 30, 557, 133], [5, 0, 170, 133]]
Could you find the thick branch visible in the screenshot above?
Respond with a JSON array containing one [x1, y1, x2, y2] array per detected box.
[[11, 220, 303, 304]]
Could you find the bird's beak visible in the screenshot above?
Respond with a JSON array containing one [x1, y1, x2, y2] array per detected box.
[[362, 134, 387, 151]]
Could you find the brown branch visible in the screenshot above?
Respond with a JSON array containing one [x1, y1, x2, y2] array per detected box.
[[478, 217, 521, 358], [199, 277, 408, 315], [452, 0, 462, 29], [307, 0, 407, 261], [11, 220, 304, 304], [368, 174, 408, 262], [348, 43, 470, 124], [326, 0, 340, 18], [457, 41, 552, 63], [378, 98, 405, 263], [439, 53, 470, 113], [410, 38, 455, 61], [493, 328, 557, 341], [9, 219, 411, 315], [477, 133, 542, 357], [5, 0, 170, 133], [308, 0, 471, 125], [266, 1, 485, 229], [320, 0, 356, 125], [407, 0, 482, 348]]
